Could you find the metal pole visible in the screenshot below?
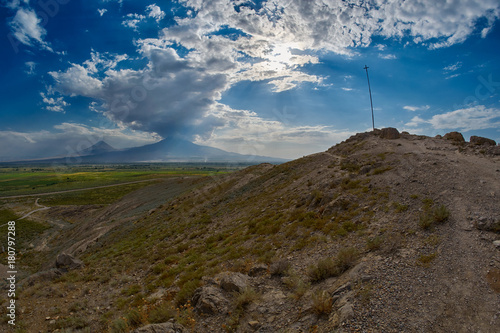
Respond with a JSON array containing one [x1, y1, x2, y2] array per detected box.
[[363, 65, 375, 130]]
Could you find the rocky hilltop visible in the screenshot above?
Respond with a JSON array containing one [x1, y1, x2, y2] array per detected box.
[[5, 129, 500, 332]]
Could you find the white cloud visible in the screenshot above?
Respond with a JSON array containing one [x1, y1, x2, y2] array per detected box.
[[428, 106, 500, 131], [122, 13, 146, 30], [98, 9, 108, 17], [405, 106, 500, 132], [0, 123, 159, 162], [444, 62, 462, 72], [8, 7, 53, 52], [379, 54, 397, 60], [45, 0, 500, 159], [40, 92, 69, 113], [25, 61, 36, 75], [405, 116, 429, 127], [146, 4, 165, 23], [404, 105, 430, 112]]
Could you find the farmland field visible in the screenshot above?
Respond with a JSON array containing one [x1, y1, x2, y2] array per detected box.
[[0, 163, 245, 198]]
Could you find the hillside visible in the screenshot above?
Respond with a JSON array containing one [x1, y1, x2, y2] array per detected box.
[[2, 129, 500, 332]]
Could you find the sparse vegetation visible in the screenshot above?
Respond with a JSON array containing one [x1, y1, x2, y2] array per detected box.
[[311, 290, 333, 315], [308, 248, 358, 282]]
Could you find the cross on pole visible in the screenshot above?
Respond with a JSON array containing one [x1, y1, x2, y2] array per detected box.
[[363, 65, 375, 131]]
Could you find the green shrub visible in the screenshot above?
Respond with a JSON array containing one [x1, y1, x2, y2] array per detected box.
[[433, 204, 450, 223], [110, 318, 127, 333], [307, 258, 337, 283], [334, 247, 359, 273], [148, 302, 176, 323], [125, 309, 143, 328], [366, 236, 383, 251], [308, 248, 358, 283], [270, 259, 290, 277]]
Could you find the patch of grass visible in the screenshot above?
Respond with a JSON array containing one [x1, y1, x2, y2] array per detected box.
[[307, 248, 358, 283], [270, 259, 291, 277], [433, 204, 450, 223], [311, 290, 333, 315], [366, 235, 383, 251], [393, 202, 408, 213], [121, 284, 141, 296], [110, 318, 127, 333], [175, 279, 201, 307], [417, 252, 437, 266], [419, 204, 450, 230], [147, 302, 176, 323], [125, 309, 143, 329], [48, 316, 89, 330], [372, 166, 393, 175], [282, 272, 310, 300]]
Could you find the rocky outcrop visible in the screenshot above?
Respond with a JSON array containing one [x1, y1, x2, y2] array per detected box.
[[132, 322, 186, 333], [192, 286, 229, 315], [218, 272, 249, 292], [443, 131, 465, 143], [379, 127, 400, 139], [470, 136, 496, 146], [55, 253, 84, 271]]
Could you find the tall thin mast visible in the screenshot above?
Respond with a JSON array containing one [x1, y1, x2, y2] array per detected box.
[[363, 65, 375, 130]]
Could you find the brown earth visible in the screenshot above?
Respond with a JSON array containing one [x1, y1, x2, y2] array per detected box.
[[1, 130, 499, 332]]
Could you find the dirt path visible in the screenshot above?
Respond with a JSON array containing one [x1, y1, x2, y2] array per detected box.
[[0, 178, 163, 199]]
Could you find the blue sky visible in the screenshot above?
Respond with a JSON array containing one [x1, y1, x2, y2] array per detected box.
[[1, 0, 500, 161]]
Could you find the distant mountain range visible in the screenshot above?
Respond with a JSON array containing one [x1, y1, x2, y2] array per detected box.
[[5, 139, 287, 164]]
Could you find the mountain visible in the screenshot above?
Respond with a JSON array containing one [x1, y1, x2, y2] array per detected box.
[[80, 138, 287, 163], [4, 138, 287, 164], [7, 128, 500, 332], [78, 140, 117, 156]]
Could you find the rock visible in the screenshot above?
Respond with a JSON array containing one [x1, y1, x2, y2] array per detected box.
[[248, 264, 268, 277], [218, 272, 249, 293], [443, 131, 465, 143], [131, 322, 186, 333], [55, 253, 84, 270], [470, 135, 496, 146], [493, 240, 500, 248], [248, 320, 261, 329], [338, 303, 354, 323], [22, 268, 62, 287], [192, 286, 229, 315], [379, 127, 400, 139], [332, 283, 352, 297]]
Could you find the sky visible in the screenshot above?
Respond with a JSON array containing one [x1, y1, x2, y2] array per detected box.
[[1, 0, 500, 161]]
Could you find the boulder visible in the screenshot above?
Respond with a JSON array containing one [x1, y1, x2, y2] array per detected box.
[[379, 127, 400, 139], [192, 286, 229, 315], [132, 323, 185, 333], [443, 132, 465, 143], [55, 253, 84, 270], [470, 136, 496, 146], [218, 272, 249, 293], [338, 303, 354, 322]]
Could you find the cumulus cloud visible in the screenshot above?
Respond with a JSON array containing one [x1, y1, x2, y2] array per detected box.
[[146, 4, 165, 23], [98, 9, 108, 17], [405, 106, 500, 132], [122, 13, 146, 30], [45, 0, 500, 158], [40, 92, 69, 113], [428, 106, 500, 131], [8, 6, 53, 52]]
